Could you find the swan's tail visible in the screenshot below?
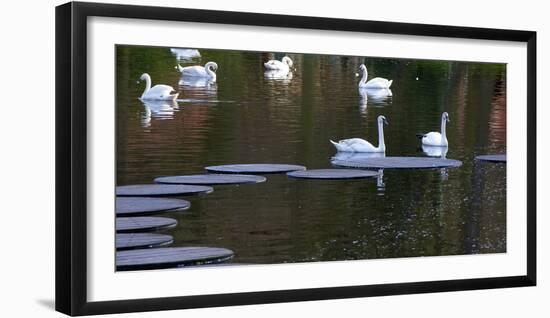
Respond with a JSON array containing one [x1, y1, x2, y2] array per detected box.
[[416, 133, 426, 140], [388, 80, 393, 88]]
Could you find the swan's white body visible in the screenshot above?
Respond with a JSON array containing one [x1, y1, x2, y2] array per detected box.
[[330, 115, 388, 153], [177, 62, 218, 81], [419, 112, 450, 147], [170, 48, 201, 59], [139, 73, 178, 101], [264, 69, 293, 80], [422, 144, 448, 158], [264, 56, 293, 72], [358, 64, 393, 89]]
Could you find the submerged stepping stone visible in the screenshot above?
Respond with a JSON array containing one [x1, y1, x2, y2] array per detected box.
[[116, 184, 213, 197], [116, 197, 190, 216], [116, 217, 177, 233], [116, 247, 235, 271], [287, 169, 379, 179], [332, 156, 462, 169], [205, 164, 306, 174], [476, 154, 506, 162], [116, 233, 174, 250], [155, 174, 266, 185]]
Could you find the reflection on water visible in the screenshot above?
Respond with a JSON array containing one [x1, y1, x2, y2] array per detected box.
[[140, 99, 179, 128], [358, 88, 393, 115], [116, 46, 507, 265], [178, 76, 216, 88]]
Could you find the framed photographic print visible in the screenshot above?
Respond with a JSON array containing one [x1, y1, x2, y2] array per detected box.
[[55, 1, 536, 316]]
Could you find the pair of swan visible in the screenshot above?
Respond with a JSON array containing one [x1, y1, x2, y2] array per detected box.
[[139, 61, 219, 100], [330, 112, 450, 153]]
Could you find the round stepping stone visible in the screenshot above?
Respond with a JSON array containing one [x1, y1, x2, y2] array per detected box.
[[116, 197, 190, 216], [205, 164, 306, 174], [287, 169, 379, 179], [332, 156, 462, 169], [116, 233, 174, 250], [116, 184, 213, 197], [116, 247, 235, 271], [476, 154, 506, 162], [116, 217, 177, 233], [154, 174, 266, 185]]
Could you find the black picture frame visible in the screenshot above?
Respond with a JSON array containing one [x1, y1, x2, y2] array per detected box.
[[55, 1, 537, 316]]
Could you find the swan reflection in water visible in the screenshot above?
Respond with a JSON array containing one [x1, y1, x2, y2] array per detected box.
[[330, 152, 386, 190], [358, 88, 392, 114], [421, 145, 449, 181], [178, 76, 218, 100], [178, 76, 217, 88], [264, 69, 293, 82], [140, 99, 179, 128]]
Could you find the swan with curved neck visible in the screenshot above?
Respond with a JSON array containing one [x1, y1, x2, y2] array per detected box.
[[264, 56, 293, 71], [330, 115, 389, 153], [139, 73, 178, 101], [358, 64, 393, 89], [417, 112, 450, 146], [177, 62, 218, 81]]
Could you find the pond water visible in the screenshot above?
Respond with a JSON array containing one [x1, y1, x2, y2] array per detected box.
[[116, 46, 506, 265]]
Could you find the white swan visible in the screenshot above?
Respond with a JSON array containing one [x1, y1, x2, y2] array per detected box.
[[138, 73, 178, 101], [170, 48, 201, 59], [330, 115, 388, 153], [357, 64, 393, 89], [177, 62, 218, 81], [264, 56, 293, 72], [417, 112, 450, 147]]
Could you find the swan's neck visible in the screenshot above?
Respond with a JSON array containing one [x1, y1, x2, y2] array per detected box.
[[377, 121, 385, 152], [360, 68, 368, 85], [141, 75, 151, 97], [205, 63, 216, 78], [283, 57, 291, 66], [441, 117, 447, 140]]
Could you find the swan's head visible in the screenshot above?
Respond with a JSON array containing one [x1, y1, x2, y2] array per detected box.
[[206, 62, 218, 72], [139, 73, 150, 81], [378, 115, 389, 125], [283, 56, 293, 68], [359, 64, 367, 72], [442, 112, 450, 123]]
